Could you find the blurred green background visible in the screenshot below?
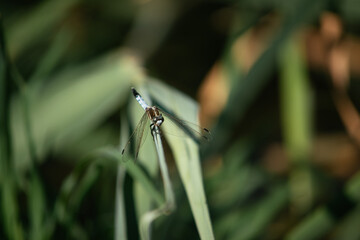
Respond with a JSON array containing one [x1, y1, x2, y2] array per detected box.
[[1, 0, 360, 239]]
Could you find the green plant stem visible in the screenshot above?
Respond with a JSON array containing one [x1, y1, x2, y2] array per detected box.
[[140, 125, 175, 240], [114, 115, 129, 240], [0, 16, 24, 240], [153, 126, 175, 211]]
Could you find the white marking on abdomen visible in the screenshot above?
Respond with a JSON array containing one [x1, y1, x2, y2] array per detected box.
[[135, 95, 149, 110]]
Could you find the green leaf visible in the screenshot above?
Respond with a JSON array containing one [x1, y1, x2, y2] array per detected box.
[[205, 0, 326, 158], [7, 0, 81, 57], [147, 80, 215, 240], [97, 148, 163, 208], [0, 11, 12, 182], [0, 15, 25, 240], [279, 36, 314, 212], [11, 53, 139, 171], [333, 204, 360, 240], [215, 185, 287, 240], [28, 172, 47, 240], [286, 207, 334, 240], [1, 178, 24, 240], [114, 115, 130, 240], [346, 170, 360, 201], [279, 36, 313, 161]]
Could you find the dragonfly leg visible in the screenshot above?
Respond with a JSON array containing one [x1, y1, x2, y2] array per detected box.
[[150, 123, 155, 138]]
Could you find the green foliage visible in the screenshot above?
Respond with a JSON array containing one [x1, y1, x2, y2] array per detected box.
[[1, 0, 360, 239]]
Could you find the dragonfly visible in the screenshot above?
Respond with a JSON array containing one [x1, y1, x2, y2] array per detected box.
[[121, 87, 211, 160]]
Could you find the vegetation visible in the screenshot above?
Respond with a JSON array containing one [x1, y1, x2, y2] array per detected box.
[[1, 0, 360, 239]]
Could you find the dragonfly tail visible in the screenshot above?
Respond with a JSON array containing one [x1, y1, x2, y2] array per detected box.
[[132, 87, 140, 97]]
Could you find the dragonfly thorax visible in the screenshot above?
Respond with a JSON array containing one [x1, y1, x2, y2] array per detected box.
[[146, 107, 164, 127]]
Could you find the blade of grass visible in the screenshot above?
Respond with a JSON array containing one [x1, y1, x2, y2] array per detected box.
[[59, 125, 119, 158], [10, 68, 49, 240], [1, 177, 24, 240], [6, 0, 80, 57], [279, 36, 314, 212], [0, 14, 12, 182], [114, 166, 127, 240], [222, 12, 264, 87], [52, 159, 101, 235], [28, 172, 47, 240], [214, 184, 287, 240], [98, 148, 163, 206], [11, 53, 138, 171], [207, 138, 263, 211], [140, 125, 176, 240], [332, 204, 360, 240], [210, 164, 265, 211], [114, 114, 130, 240], [6, 22, 56, 239], [147, 80, 215, 240], [346, 170, 360, 202], [29, 26, 73, 86], [279, 36, 313, 161], [205, 0, 326, 158], [230, 185, 288, 240], [10, 66, 39, 168], [286, 207, 334, 240], [333, 204, 360, 240], [51, 147, 162, 239], [286, 169, 360, 240], [0, 16, 24, 240]]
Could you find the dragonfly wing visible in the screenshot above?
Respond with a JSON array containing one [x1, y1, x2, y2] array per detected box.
[[157, 107, 211, 142], [121, 112, 150, 161], [134, 114, 150, 160]]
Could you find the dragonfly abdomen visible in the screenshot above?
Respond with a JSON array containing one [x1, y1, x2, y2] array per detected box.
[[132, 87, 149, 110]]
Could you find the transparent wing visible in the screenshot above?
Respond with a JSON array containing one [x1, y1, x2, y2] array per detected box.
[[121, 112, 150, 161], [157, 107, 211, 143]]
